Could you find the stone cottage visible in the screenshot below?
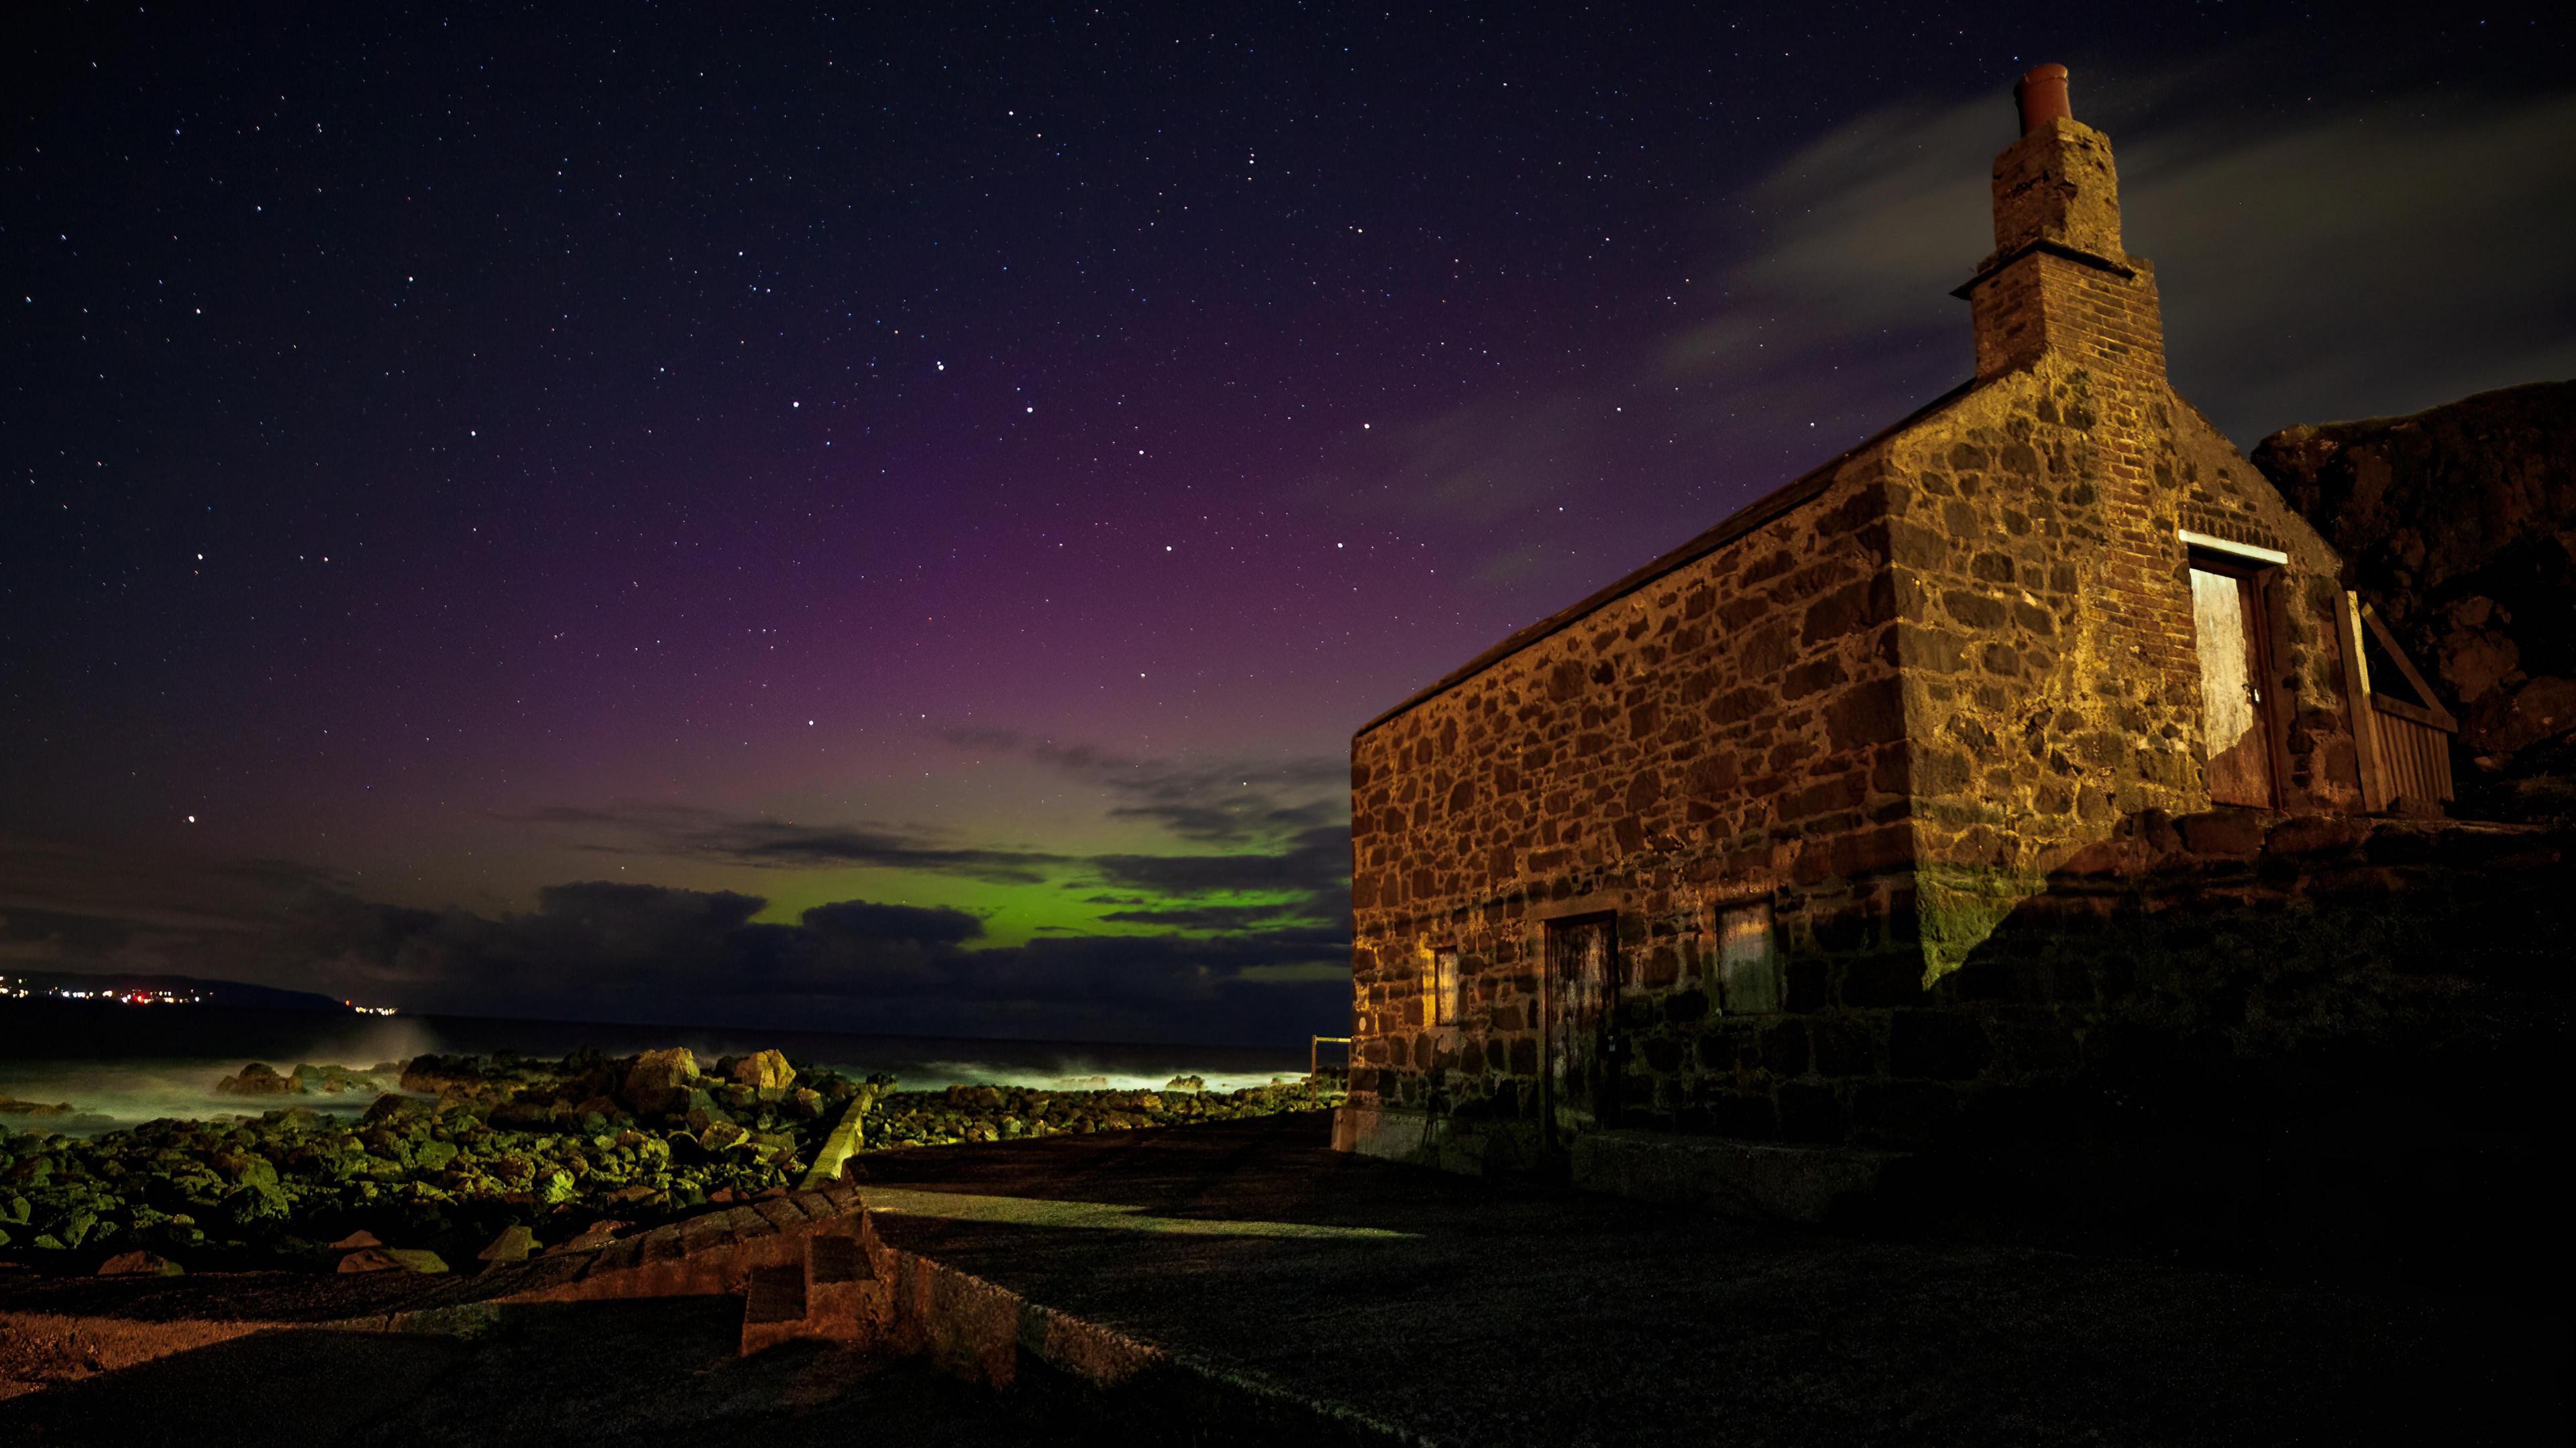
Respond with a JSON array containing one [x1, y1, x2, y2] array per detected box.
[[1333, 66, 2471, 1182]]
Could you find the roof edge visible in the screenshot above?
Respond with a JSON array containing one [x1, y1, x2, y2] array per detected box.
[[1352, 375, 1987, 740]]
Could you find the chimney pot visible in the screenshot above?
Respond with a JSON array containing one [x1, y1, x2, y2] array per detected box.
[[2015, 63, 2072, 134]]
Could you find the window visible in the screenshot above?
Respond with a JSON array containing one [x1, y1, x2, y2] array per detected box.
[[1428, 948, 1460, 1027], [1715, 901, 1780, 1014]]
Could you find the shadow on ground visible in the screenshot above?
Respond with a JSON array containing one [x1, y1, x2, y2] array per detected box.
[[0, 1296, 1051, 1448], [851, 1111, 2571, 1447]]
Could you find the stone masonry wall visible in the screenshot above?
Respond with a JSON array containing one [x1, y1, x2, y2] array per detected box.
[[1558, 350, 2369, 1150], [1888, 354, 2367, 979], [1346, 449, 1921, 1143]]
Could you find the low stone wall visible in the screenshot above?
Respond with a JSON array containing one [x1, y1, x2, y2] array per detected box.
[[1345, 809, 2565, 1260], [1611, 809, 2566, 1152]]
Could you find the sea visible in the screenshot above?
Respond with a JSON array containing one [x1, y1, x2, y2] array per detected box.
[[0, 1003, 1320, 1137]]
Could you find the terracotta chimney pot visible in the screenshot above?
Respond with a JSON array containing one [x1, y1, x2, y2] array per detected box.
[[2016, 63, 2072, 134]]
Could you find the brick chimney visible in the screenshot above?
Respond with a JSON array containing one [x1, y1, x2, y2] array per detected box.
[[1953, 64, 2167, 385]]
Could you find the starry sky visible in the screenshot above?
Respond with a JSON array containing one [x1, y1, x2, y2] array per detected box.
[[5, 3, 2572, 1044]]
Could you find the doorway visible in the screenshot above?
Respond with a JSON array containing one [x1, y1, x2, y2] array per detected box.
[[2188, 559, 2279, 808], [1543, 914, 1619, 1143]]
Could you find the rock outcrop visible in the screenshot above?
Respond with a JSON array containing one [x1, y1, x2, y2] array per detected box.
[[213, 1063, 298, 1097], [621, 1047, 702, 1117], [2254, 380, 2576, 818], [730, 1049, 796, 1097]]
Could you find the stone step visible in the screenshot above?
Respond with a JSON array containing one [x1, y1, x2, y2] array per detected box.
[[810, 1233, 869, 1286], [738, 1263, 812, 1356], [742, 1262, 807, 1324]]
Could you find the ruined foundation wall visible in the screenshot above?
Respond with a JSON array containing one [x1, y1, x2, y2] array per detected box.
[[1346, 451, 1919, 1144]]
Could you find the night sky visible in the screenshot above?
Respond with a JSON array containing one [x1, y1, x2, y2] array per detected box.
[[5, 4, 2572, 1044]]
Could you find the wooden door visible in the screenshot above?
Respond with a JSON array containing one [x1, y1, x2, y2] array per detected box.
[[2189, 565, 2276, 807], [1544, 916, 1617, 1141]]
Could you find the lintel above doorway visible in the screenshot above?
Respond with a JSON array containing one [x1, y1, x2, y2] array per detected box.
[[2178, 528, 2289, 566]]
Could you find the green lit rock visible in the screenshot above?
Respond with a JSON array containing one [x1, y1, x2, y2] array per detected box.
[[221, 1178, 290, 1225], [476, 1225, 537, 1263]]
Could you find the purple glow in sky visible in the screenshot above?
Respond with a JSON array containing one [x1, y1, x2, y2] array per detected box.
[[5, 4, 2571, 1042]]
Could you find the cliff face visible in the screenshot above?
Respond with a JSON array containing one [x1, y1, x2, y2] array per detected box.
[[2253, 381, 2576, 819]]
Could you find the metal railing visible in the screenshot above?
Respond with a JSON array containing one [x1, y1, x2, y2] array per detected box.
[[1309, 1036, 1352, 1082]]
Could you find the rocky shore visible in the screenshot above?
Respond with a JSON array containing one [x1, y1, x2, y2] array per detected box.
[[0, 1048, 1340, 1277]]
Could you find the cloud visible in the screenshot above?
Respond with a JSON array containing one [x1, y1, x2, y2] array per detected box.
[[943, 728, 1345, 846], [1670, 70, 2576, 443], [802, 899, 988, 947], [1091, 823, 1348, 905], [274, 879, 1346, 1043], [1297, 56, 2576, 617], [507, 803, 1069, 883], [0, 820, 1355, 1044], [1095, 903, 1305, 930]]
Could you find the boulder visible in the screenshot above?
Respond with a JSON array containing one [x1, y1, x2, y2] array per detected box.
[[545, 1218, 627, 1254], [698, 1121, 751, 1152], [97, 1250, 182, 1277], [571, 1095, 626, 1125], [215, 1063, 301, 1097], [0, 1096, 78, 1118], [731, 1049, 797, 1095], [329, 1229, 383, 1250], [220, 1181, 288, 1226], [620, 1048, 700, 1116], [361, 1093, 424, 1125], [290, 1064, 378, 1095], [335, 1245, 445, 1274], [476, 1225, 537, 1263]]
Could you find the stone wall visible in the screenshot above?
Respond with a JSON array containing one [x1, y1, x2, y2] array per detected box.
[[1888, 357, 2367, 979], [1346, 444, 1920, 1144]]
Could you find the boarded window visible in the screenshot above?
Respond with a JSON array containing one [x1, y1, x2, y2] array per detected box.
[[1428, 948, 1460, 1027], [1715, 901, 1780, 1013]]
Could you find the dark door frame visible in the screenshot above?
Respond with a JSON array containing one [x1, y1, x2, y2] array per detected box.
[[1538, 909, 1620, 1150]]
